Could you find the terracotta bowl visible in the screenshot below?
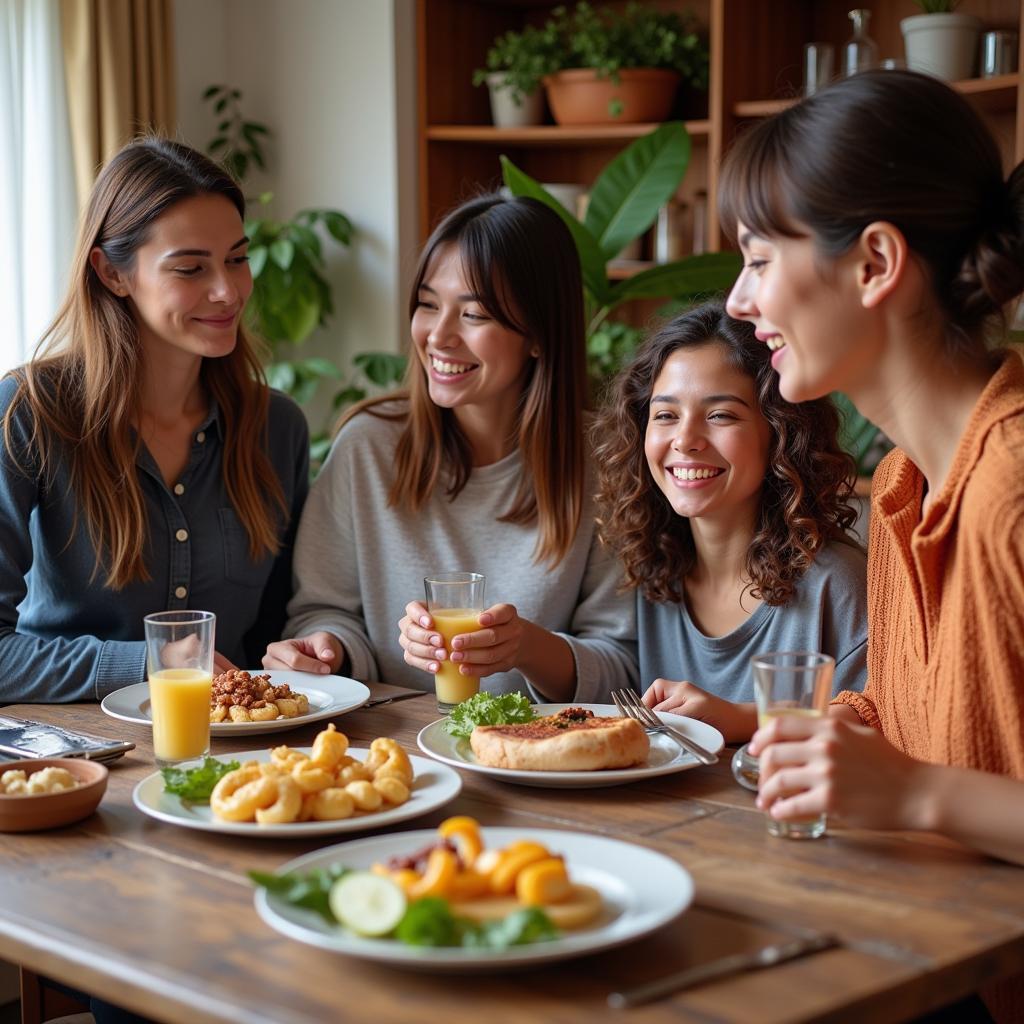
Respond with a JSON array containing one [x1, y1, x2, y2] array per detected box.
[[0, 757, 108, 832]]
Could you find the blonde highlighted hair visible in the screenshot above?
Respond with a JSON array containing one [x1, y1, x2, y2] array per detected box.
[[2, 137, 286, 589]]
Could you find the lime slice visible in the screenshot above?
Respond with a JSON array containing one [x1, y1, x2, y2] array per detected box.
[[329, 871, 407, 937]]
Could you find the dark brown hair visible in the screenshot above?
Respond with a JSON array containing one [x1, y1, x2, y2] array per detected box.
[[345, 193, 587, 567], [2, 137, 285, 588], [593, 302, 857, 606], [718, 70, 1024, 354]]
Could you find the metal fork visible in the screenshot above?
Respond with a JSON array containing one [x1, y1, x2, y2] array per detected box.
[[612, 688, 718, 766]]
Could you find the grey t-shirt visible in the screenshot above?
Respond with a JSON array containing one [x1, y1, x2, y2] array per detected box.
[[637, 541, 868, 699], [286, 401, 638, 699]]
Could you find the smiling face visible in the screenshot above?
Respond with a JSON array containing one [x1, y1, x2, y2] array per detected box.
[[97, 193, 252, 366], [644, 342, 771, 527], [410, 243, 533, 429], [726, 222, 878, 404]]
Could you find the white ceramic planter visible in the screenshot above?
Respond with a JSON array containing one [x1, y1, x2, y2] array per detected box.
[[901, 13, 982, 82], [486, 73, 544, 128]]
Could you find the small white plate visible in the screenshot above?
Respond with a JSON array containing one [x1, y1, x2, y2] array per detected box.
[[132, 747, 461, 837], [101, 671, 370, 736], [254, 827, 693, 970], [416, 703, 724, 788]]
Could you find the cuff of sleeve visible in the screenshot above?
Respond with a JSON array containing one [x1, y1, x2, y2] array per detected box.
[[300, 624, 378, 683], [831, 689, 881, 729], [95, 641, 147, 700], [555, 634, 616, 704]]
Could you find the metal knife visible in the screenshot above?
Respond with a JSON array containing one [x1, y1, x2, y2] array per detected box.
[[607, 933, 840, 1009], [363, 691, 431, 709]]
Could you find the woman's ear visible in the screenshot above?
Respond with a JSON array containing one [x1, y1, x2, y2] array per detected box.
[[89, 247, 130, 297], [855, 221, 907, 310]]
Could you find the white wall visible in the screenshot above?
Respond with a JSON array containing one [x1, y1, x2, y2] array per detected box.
[[173, 0, 417, 429]]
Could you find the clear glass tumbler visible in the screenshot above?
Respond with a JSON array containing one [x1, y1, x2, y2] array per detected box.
[[144, 610, 215, 767], [423, 572, 486, 713], [751, 651, 834, 839]]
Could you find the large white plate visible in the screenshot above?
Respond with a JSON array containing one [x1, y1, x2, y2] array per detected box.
[[416, 703, 724, 789], [132, 747, 461, 837], [255, 827, 693, 970], [101, 671, 370, 736]]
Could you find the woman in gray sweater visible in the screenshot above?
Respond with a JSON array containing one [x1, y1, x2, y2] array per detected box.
[[264, 195, 637, 702], [593, 302, 867, 742]]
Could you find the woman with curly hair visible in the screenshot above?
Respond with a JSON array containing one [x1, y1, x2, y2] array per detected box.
[[594, 301, 866, 742]]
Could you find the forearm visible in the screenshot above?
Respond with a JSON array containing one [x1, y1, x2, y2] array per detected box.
[[914, 763, 1024, 866], [515, 619, 577, 702], [0, 630, 146, 703]]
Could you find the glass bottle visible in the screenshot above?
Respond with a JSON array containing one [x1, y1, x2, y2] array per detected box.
[[843, 9, 878, 77]]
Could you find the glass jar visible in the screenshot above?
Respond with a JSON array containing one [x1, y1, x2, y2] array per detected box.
[[843, 9, 878, 77]]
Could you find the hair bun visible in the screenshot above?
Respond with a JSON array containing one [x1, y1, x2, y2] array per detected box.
[[949, 162, 1024, 330]]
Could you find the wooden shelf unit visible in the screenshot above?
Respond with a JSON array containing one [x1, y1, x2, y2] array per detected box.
[[418, 0, 1024, 255]]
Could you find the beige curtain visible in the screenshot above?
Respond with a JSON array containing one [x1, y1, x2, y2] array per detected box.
[[60, 0, 176, 207]]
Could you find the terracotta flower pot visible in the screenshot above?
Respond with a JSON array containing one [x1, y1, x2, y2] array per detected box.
[[543, 68, 680, 126]]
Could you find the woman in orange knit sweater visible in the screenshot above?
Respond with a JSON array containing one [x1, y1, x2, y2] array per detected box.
[[722, 70, 1024, 872]]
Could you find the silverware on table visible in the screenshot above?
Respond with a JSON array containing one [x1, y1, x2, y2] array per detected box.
[[607, 933, 840, 1008], [612, 688, 718, 766], [363, 691, 431, 709]]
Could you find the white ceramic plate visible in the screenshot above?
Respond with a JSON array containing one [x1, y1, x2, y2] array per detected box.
[[416, 703, 724, 789], [101, 671, 370, 736], [132, 747, 461, 837], [254, 827, 693, 970]]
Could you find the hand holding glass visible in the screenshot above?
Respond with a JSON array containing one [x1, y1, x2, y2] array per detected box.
[[144, 610, 215, 766], [424, 572, 486, 712], [751, 651, 834, 839]]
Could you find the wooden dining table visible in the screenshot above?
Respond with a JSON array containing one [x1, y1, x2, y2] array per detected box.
[[1, 686, 1023, 1024]]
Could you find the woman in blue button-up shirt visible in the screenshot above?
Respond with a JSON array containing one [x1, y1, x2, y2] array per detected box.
[[0, 138, 309, 704]]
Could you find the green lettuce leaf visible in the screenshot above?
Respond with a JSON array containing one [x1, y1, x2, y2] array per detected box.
[[160, 757, 240, 803], [249, 865, 349, 923], [445, 692, 536, 739]]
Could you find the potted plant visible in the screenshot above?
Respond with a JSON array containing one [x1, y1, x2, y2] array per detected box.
[[901, 0, 982, 81], [473, 23, 561, 128], [501, 122, 739, 388], [541, 2, 708, 125], [204, 86, 405, 469]]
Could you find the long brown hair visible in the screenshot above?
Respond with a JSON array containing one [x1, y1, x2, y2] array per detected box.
[[594, 302, 857, 606], [718, 70, 1024, 356], [345, 194, 587, 567], [2, 137, 286, 588]]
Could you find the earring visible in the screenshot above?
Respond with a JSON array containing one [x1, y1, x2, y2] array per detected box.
[[530, 346, 540, 357]]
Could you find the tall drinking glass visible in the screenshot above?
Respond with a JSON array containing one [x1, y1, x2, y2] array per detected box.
[[144, 610, 215, 766], [424, 572, 486, 713], [751, 651, 834, 839]]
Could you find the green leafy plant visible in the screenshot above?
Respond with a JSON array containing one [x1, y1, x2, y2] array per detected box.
[[914, 0, 959, 12], [501, 121, 740, 386], [203, 85, 269, 182], [550, 2, 708, 88], [203, 86, 406, 468], [473, 23, 563, 105]]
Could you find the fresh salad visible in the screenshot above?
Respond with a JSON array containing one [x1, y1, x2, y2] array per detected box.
[[250, 867, 558, 949], [445, 692, 536, 739]]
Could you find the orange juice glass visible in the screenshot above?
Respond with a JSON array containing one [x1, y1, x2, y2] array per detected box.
[[144, 610, 216, 766], [424, 573, 486, 713]]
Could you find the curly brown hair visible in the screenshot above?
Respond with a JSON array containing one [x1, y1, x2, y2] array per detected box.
[[593, 302, 858, 607]]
